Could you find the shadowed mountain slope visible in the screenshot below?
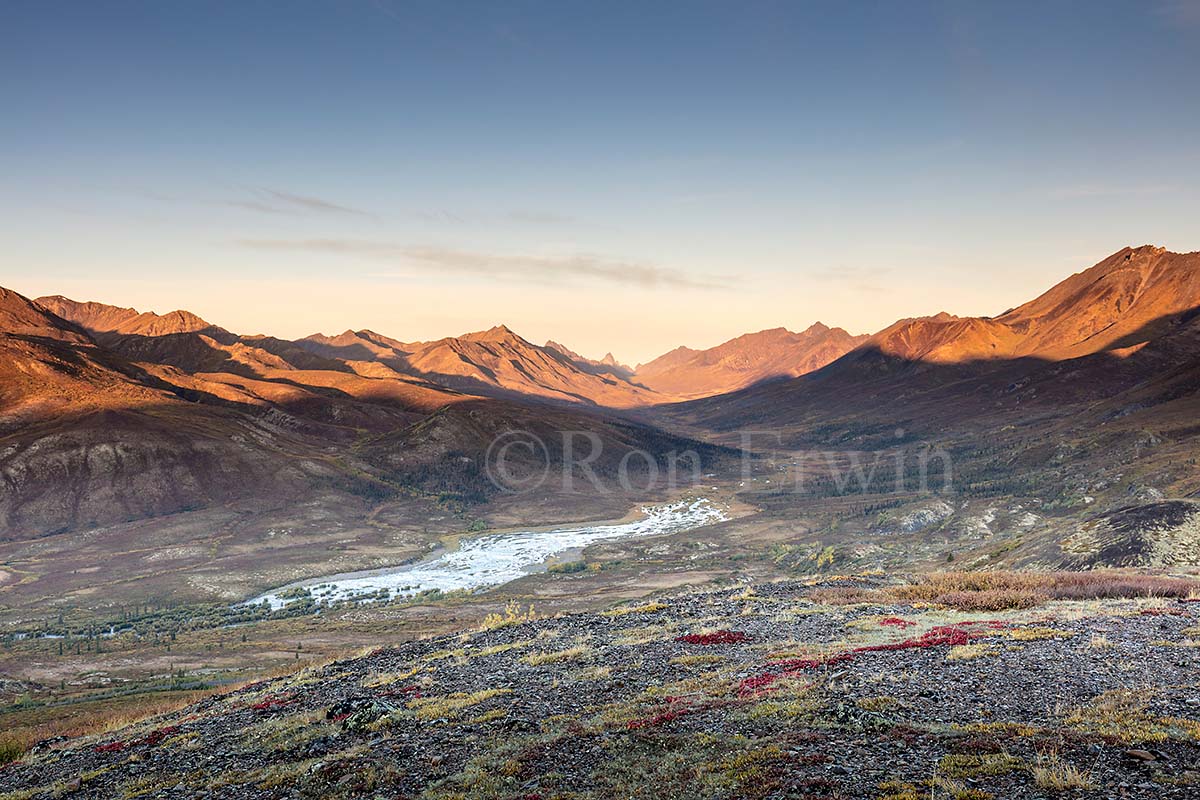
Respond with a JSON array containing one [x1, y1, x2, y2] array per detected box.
[[1, 289, 725, 541], [659, 246, 1200, 436]]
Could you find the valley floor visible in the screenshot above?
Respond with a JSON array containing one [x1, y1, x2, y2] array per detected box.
[[2, 576, 1199, 799]]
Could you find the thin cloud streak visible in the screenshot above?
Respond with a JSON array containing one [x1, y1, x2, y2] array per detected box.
[[238, 239, 730, 289], [228, 188, 372, 217]]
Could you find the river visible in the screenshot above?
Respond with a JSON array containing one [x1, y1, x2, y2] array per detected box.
[[249, 498, 728, 609]]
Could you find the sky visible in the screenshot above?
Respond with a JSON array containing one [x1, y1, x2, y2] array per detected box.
[[3, 1, 1199, 365]]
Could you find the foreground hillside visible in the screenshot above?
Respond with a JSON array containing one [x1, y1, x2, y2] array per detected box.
[[3, 572, 1199, 799]]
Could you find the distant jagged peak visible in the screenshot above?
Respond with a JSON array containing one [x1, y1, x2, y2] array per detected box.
[[544, 339, 581, 358], [303, 329, 368, 346], [546, 340, 631, 372], [926, 311, 962, 323]]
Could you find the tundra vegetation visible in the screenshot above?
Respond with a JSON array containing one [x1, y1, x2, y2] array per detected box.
[[1, 571, 1199, 798]]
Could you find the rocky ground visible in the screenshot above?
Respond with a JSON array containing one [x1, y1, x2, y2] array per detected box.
[[2, 577, 1199, 799]]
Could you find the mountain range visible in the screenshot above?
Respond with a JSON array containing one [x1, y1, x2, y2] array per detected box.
[[1, 291, 724, 542], [2, 244, 1199, 571], [669, 244, 1200, 438]]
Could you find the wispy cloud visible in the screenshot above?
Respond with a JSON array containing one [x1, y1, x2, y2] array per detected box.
[[238, 239, 729, 289], [228, 188, 372, 217]]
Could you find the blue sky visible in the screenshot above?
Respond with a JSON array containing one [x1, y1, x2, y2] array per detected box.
[[3, 1, 1199, 363]]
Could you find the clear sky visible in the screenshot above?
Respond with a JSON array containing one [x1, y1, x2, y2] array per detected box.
[[3, 1, 1199, 365]]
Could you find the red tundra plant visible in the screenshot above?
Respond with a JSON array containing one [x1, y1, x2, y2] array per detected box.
[[675, 630, 750, 645], [626, 706, 690, 730], [737, 621, 1007, 698], [136, 726, 181, 747], [738, 671, 785, 697], [93, 725, 183, 754], [626, 697, 698, 730], [250, 694, 297, 712], [1139, 607, 1187, 617], [738, 651, 853, 696], [854, 621, 1004, 653], [878, 617, 917, 629], [626, 696, 726, 729], [772, 651, 856, 672]]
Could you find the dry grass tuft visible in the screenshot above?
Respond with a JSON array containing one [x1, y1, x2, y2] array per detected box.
[[402, 689, 513, 722], [807, 586, 887, 606], [856, 695, 902, 712], [929, 776, 994, 799], [522, 646, 590, 666], [1030, 752, 1095, 790], [601, 602, 668, 617], [877, 780, 922, 800], [479, 601, 537, 630], [938, 752, 1025, 778], [891, 570, 1199, 611], [946, 643, 995, 661], [1065, 689, 1168, 743]]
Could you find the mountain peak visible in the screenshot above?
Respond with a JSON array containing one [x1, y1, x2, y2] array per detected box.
[[460, 324, 525, 344], [634, 322, 867, 397]]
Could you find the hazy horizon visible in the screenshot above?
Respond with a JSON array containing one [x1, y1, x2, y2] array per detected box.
[[4, 1, 1200, 363]]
